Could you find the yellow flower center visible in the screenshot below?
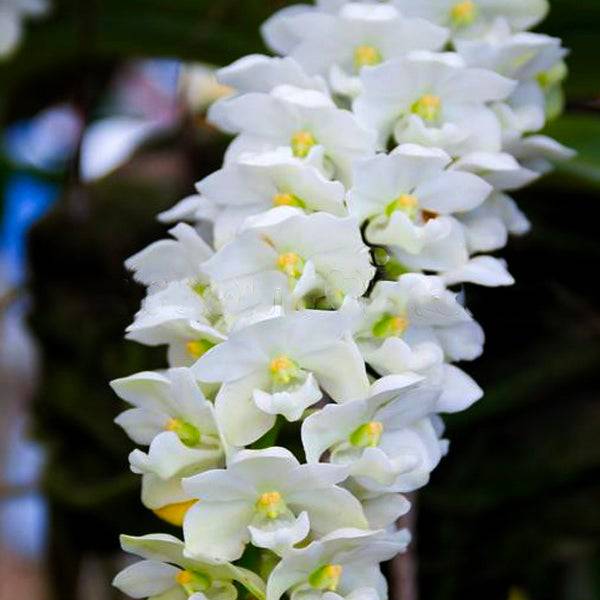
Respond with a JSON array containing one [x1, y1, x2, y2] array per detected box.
[[257, 491, 286, 519], [309, 564, 344, 592], [176, 571, 193, 585], [153, 499, 198, 527], [354, 45, 382, 70], [269, 355, 301, 386], [412, 94, 442, 122], [372, 313, 410, 338], [273, 192, 306, 208], [291, 130, 317, 158], [350, 421, 384, 448], [451, 1, 477, 27], [186, 339, 215, 360], [175, 569, 211, 593], [385, 194, 420, 220], [277, 252, 304, 279]]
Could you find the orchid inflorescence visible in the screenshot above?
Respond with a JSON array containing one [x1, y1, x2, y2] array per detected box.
[[111, 1, 571, 599]]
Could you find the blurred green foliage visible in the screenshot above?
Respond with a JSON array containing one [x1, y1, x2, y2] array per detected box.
[[0, 1, 598, 599]]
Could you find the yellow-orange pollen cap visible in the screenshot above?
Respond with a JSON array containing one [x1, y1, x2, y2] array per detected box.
[[412, 94, 442, 122], [269, 355, 300, 386], [175, 569, 211, 593], [273, 192, 306, 208], [257, 491, 286, 519], [309, 564, 344, 592], [385, 194, 419, 220], [354, 45, 382, 70], [291, 131, 317, 158], [451, 1, 476, 27], [277, 252, 304, 279], [176, 571, 193, 585]]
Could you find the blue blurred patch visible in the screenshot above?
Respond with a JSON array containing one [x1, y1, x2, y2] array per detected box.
[[0, 174, 58, 286]]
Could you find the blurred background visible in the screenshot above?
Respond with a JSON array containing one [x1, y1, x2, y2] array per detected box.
[[0, 1, 598, 599]]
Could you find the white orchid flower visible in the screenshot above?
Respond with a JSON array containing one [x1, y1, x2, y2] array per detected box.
[[354, 52, 515, 155], [193, 310, 369, 447], [201, 210, 374, 317], [127, 453, 197, 527], [350, 487, 412, 530], [216, 54, 328, 95], [111, 368, 225, 482], [352, 274, 481, 372], [458, 191, 530, 253], [280, 3, 448, 97], [125, 223, 213, 291], [302, 376, 444, 492], [267, 528, 410, 600], [194, 149, 347, 249], [126, 281, 226, 367], [504, 133, 576, 176], [113, 533, 266, 600], [384, 221, 515, 287], [455, 27, 566, 83], [394, 0, 549, 39], [261, 1, 356, 57], [209, 85, 377, 185], [182, 447, 368, 561], [348, 143, 492, 253], [452, 151, 539, 192]]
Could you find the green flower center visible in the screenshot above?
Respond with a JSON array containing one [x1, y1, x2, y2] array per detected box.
[[372, 313, 409, 338], [165, 418, 201, 447], [537, 61, 568, 90], [186, 339, 216, 360], [350, 421, 384, 448]]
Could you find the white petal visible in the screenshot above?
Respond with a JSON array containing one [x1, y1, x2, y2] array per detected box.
[[253, 373, 323, 422], [437, 364, 483, 413], [113, 560, 178, 598], [416, 171, 492, 214], [286, 486, 368, 534], [361, 493, 411, 529], [115, 407, 168, 445], [442, 255, 515, 287], [215, 373, 277, 448], [301, 339, 370, 402], [183, 500, 255, 562], [249, 511, 310, 556]]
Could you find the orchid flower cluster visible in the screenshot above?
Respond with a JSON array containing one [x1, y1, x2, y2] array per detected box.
[[111, 2, 572, 599]]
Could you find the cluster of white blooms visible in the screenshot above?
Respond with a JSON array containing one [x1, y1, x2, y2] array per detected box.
[[112, 2, 572, 599]]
